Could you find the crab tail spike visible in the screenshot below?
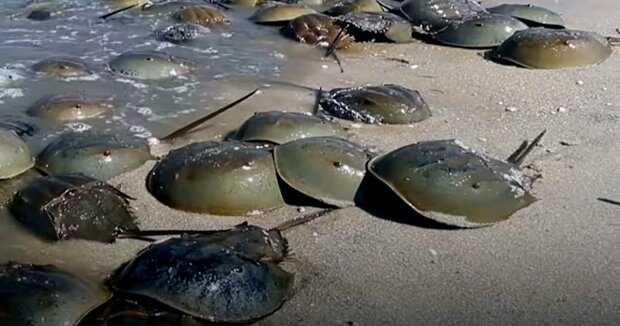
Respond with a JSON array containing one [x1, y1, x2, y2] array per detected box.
[[312, 87, 323, 115], [274, 208, 337, 232], [376, 0, 394, 12], [116, 234, 157, 242], [513, 130, 547, 166], [253, 78, 317, 92], [98, 3, 138, 20], [116, 228, 226, 238], [333, 50, 345, 73], [325, 25, 348, 58], [160, 88, 259, 142], [506, 140, 529, 164], [597, 197, 620, 206]]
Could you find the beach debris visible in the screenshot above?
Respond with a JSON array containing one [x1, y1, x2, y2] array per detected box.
[[9, 173, 139, 242], [318, 84, 432, 124], [31, 57, 91, 77], [154, 22, 209, 44], [334, 11, 414, 43], [0, 262, 110, 326], [366, 131, 545, 227], [27, 94, 113, 122], [229, 111, 348, 145], [108, 51, 194, 80], [492, 28, 614, 69], [0, 127, 34, 180], [146, 141, 285, 215], [249, 3, 316, 25], [487, 3, 565, 29], [274, 136, 372, 207], [431, 13, 528, 48]]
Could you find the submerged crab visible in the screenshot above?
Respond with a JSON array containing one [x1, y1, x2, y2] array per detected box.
[[154, 23, 210, 44], [335, 11, 413, 43], [282, 13, 355, 49]]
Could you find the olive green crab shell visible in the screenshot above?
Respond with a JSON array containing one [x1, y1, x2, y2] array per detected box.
[[274, 136, 371, 207], [493, 28, 613, 69], [231, 111, 348, 145], [108, 51, 194, 80], [367, 139, 537, 228], [249, 4, 316, 24], [36, 132, 152, 181], [0, 262, 111, 326], [398, 0, 485, 31], [0, 128, 34, 180], [432, 13, 529, 48], [147, 141, 285, 215], [487, 4, 565, 29], [28, 95, 113, 122], [31, 57, 91, 77], [174, 6, 229, 27]]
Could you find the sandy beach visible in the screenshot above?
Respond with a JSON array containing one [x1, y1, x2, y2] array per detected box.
[[0, 0, 618, 324]]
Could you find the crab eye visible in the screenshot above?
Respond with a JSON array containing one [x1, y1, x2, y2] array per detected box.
[[145, 57, 154, 62], [75, 104, 82, 109]]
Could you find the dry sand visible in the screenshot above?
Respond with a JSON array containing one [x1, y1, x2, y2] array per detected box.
[[0, 0, 618, 324]]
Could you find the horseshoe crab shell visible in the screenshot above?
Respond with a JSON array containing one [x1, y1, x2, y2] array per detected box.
[[36, 131, 153, 181], [108, 229, 294, 323], [282, 13, 355, 49], [0, 128, 34, 180], [249, 4, 316, 24], [108, 51, 193, 80], [9, 173, 139, 243], [27, 95, 113, 122], [493, 28, 614, 69], [174, 6, 229, 27], [399, 0, 486, 31], [335, 11, 413, 43], [0, 118, 36, 137], [155, 23, 208, 44], [139, 1, 196, 15], [487, 4, 565, 29], [432, 13, 528, 48], [319, 84, 431, 124], [367, 139, 537, 227], [274, 136, 371, 207], [0, 169, 41, 205], [0, 262, 110, 326], [324, 0, 382, 16], [230, 111, 348, 144], [31, 57, 91, 76], [146, 141, 285, 215]]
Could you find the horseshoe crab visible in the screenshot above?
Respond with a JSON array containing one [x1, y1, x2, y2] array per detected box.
[[335, 11, 414, 43], [398, 0, 486, 31], [282, 13, 355, 49], [493, 28, 615, 69], [318, 84, 431, 124], [0, 262, 110, 326], [155, 22, 209, 44], [174, 6, 229, 26], [27, 95, 113, 122], [274, 136, 371, 207], [79, 297, 204, 325], [249, 4, 316, 25], [36, 131, 153, 181], [367, 132, 544, 227], [147, 141, 285, 215], [0, 169, 41, 205], [108, 51, 193, 80], [9, 173, 139, 242], [0, 118, 36, 137], [487, 4, 565, 29], [431, 13, 528, 48], [230, 111, 348, 145], [0, 127, 34, 180], [108, 223, 294, 323], [324, 0, 382, 16], [32, 57, 91, 76]]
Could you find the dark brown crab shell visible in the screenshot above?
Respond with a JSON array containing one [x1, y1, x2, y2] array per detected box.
[[173, 6, 229, 27], [282, 13, 355, 49], [367, 139, 538, 228], [9, 173, 139, 243], [319, 84, 432, 124], [0, 262, 111, 326], [335, 11, 413, 43]]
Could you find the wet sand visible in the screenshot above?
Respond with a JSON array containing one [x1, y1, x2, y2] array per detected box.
[[1, 0, 619, 324]]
